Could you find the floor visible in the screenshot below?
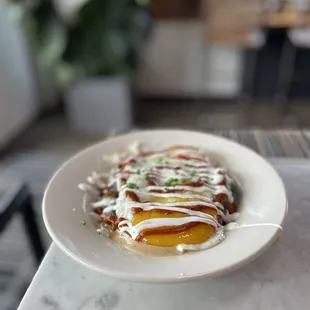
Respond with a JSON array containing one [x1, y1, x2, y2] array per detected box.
[[1, 110, 310, 309]]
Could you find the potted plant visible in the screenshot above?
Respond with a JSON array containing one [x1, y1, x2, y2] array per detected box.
[[8, 0, 150, 134]]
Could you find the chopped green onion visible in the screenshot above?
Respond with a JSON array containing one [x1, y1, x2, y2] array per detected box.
[[145, 175, 151, 181], [181, 178, 190, 183], [164, 178, 178, 187], [156, 157, 164, 164], [191, 172, 196, 176], [81, 220, 87, 226], [127, 183, 137, 189]]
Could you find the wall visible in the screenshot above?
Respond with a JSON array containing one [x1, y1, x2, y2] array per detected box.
[[136, 21, 243, 98], [0, 14, 243, 150], [0, 4, 38, 149]]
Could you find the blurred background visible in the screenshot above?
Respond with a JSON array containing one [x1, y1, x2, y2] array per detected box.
[[1, 0, 310, 308]]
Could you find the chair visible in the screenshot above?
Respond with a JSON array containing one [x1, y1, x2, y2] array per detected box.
[[274, 1, 310, 110]]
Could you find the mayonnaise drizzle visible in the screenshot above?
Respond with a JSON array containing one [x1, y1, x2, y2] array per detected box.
[[103, 146, 237, 246], [104, 200, 223, 220], [79, 144, 239, 253]]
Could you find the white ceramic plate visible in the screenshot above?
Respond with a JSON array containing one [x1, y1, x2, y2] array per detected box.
[[43, 130, 287, 283]]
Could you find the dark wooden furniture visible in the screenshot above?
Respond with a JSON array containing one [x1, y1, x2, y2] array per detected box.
[[0, 175, 45, 265]]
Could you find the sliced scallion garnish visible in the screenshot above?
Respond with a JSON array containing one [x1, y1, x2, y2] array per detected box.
[[127, 183, 137, 189], [156, 157, 164, 164], [164, 178, 178, 187]]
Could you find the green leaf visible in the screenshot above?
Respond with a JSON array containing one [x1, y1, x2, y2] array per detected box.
[[20, 0, 150, 86]]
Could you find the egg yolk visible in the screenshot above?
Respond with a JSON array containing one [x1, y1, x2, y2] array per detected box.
[[132, 196, 217, 247]]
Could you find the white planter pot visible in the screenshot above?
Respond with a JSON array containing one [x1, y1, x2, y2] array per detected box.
[[65, 78, 132, 135]]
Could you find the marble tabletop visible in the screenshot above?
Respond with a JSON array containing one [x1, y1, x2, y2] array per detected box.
[[18, 159, 310, 310]]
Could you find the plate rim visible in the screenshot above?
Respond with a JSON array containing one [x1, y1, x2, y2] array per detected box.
[[42, 129, 287, 283]]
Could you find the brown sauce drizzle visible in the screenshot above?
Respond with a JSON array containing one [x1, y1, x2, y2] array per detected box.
[[185, 165, 209, 169], [102, 216, 126, 231], [103, 187, 117, 198], [118, 159, 135, 169], [119, 178, 127, 185], [182, 182, 204, 187], [153, 166, 182, 170], [174, 154, 208, 162], [214, 194, 227, 203], [94, 207, 103, 215], [125, 190, 140, 202], [140, 151, 156, 157], [135, 222, 200, 241], [227, 202, 238, 214], [97, 146, 238, 244]]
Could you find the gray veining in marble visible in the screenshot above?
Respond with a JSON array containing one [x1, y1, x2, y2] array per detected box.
[[18, 160, 310, 310]]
